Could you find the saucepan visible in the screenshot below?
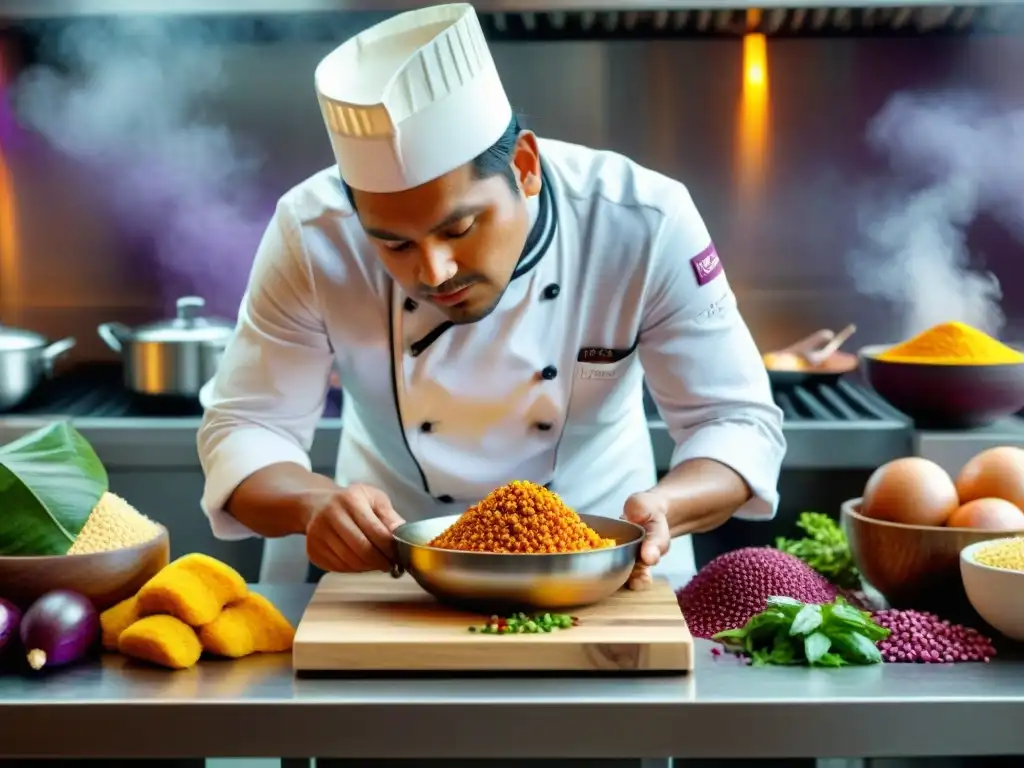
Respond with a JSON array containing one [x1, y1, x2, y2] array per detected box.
[[763, 325, 859, 387], [0, 324, 76, 410], [98, 296, 236, 398], [391, 513, 646, 612]]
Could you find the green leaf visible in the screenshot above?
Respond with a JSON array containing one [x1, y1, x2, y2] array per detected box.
[[804, 632, 832, 664], [829, 630, 883, 665], [816, 651, 847, 668], [789, 604, 824, 636], [0, 422, 108, 556]]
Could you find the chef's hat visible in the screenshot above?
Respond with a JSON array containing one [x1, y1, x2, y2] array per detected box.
[[315, 3, 513, 194]]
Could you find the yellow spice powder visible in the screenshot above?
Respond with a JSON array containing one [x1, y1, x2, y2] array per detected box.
[[974, 537, 1024, 573], [878, 322, 1024, 366], [67, 492, 162, 555]]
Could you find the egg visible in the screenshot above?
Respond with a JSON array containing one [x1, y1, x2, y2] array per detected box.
[[955, 446, 1024, 510], [947, 498, 1024, 531], [861, 457, 959, 526]]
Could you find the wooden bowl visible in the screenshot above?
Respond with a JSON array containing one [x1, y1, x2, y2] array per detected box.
[[842, 499, 1024, 621], [0, 525, 169, 611], [859, 345, 1024, 429]]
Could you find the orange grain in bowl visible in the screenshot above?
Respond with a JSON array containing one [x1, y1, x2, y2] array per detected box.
[[428, 480, 615, 554]]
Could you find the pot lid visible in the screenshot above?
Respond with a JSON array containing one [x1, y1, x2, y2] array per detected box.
[[130, 297, 235, 343], [0, 324, 48, 351]]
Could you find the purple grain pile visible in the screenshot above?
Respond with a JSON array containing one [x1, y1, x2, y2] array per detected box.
[[677, 547, 838, 639], [872, 609, 996, 663]]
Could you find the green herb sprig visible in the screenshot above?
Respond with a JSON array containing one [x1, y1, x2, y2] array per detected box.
[[712, 596, 890, 668], [775, 511, 860, 589]]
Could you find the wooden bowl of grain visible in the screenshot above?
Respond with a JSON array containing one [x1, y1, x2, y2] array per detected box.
[[0, 524, 169, 611]]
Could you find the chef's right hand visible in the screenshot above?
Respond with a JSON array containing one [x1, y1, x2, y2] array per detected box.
[[304, 483, 406, 573]]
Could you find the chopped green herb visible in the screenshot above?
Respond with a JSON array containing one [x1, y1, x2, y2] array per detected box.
[[469, 612, 579, 635], [712, 596, 890, 668]]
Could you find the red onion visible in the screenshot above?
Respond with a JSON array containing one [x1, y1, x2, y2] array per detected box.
[[677, 547, 839, 639], [0, 598, 21, 657], [872, 609, 997, 663]]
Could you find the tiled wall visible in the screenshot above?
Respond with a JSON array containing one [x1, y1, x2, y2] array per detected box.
[[1, 24, 1023, 363]]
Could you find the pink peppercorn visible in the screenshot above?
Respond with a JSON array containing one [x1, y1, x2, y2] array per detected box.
[[872, 609, 997, 663]]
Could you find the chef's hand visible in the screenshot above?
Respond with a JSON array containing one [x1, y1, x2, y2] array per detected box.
[[621, 491, 671, 591], [305, 483, 406, 574]]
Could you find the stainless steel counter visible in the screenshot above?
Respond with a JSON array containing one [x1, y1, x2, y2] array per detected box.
[[1, 584, 1021, 761]]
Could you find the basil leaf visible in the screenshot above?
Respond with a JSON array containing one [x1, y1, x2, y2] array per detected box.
[[790, 604, 824, 636], [830, 630, 883, 665], [0, 422, 108, 556], [804, 632, 832, 664]]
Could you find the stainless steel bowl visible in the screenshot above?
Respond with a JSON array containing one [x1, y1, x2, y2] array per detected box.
[[392, 513, 645, 612]]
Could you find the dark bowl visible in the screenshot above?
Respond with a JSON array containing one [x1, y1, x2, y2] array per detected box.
[[859, 344, 1024, 429], [767, 351, 859, 388]]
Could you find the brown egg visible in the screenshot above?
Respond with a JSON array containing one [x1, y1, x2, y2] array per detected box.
[[955, 446, 1024, 510], [861, 457, 959, 526], [947, 498, 1024, 531]]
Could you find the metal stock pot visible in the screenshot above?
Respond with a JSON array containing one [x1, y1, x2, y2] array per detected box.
[[97, 296, 235, 397], [0, 325, 75, 410]]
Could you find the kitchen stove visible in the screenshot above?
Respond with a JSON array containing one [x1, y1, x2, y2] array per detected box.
[[2, 364, 912, 472], [5, 364, 343, 419]]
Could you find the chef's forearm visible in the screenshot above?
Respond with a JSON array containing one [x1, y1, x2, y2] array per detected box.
[[653, 458, 753, 537], [224, 462, 336, 538]]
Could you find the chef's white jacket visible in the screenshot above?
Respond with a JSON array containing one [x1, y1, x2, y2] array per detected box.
[[197, 137, 786, 587]]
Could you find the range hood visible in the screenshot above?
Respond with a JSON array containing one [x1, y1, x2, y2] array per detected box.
[[2, 0, 1022, 38]]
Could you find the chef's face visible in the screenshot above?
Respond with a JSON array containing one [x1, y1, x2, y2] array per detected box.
[[352, 131, 542, 324]]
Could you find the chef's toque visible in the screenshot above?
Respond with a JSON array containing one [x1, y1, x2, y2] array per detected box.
[[314, 3, 513, 194]]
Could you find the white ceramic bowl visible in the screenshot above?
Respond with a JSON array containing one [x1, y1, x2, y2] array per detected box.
[[960, 537, 1024, 641]]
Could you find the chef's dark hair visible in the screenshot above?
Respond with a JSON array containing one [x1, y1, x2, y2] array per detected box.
[[341, 113, 523, 209]]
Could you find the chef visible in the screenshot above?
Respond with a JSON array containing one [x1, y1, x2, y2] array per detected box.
[[197, 2, 786, 590]]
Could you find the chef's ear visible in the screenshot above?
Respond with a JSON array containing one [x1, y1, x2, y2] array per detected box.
[[512, 131, 542, 198]]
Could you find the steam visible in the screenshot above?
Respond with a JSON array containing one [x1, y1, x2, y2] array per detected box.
[[11, 19, 271, 317], [850, 91, 1024, 339]]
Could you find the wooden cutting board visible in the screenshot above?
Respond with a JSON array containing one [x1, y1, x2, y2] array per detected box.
[[292, 572, 694, 674]]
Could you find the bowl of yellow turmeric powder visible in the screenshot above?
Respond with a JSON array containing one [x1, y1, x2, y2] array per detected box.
[[392, 481, 645, 611], [860, 322, 1024, 429]]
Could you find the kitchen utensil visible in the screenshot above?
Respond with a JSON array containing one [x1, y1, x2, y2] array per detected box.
[[842, 498, 1023, 622], [392, 513, 645, 612], [0, 325, 75, 410], [98, 296, 235, 397], [766, 352, 859, 387], [0, 524, 169, 611], [805, 324, 858, 367], [859, 344, 1024, 429], [292, 571, 693, 673], [764, 327, 860, 387], [960, 538, 1024, 641]]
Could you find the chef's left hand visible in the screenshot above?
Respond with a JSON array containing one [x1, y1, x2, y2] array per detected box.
[[621, 491, 671, 591]]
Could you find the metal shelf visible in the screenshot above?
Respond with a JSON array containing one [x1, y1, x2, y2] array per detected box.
[[3, 0, 1022, 37]]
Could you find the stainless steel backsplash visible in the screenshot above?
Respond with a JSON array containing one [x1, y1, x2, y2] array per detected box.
[[2, 31, 1023, 365]]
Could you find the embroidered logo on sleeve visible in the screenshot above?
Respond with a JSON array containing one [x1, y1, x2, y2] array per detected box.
[[690, 243, 723, 286]]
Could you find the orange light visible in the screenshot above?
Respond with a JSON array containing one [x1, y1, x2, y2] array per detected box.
[[735, 33, 770, 205]]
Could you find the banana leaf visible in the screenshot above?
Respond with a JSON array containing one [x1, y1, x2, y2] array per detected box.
[[0, 421, 108, 556]]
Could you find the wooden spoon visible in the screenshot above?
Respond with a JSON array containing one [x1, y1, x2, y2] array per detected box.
[[805, 324, 857, 368]]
